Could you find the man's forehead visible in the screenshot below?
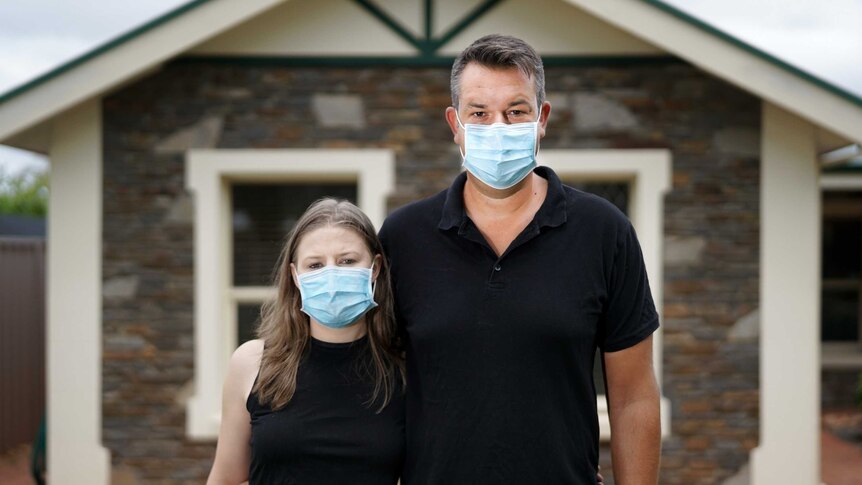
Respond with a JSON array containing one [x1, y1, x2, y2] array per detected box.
[[459, 63, 536, 104], [461, 62, 533, 83]]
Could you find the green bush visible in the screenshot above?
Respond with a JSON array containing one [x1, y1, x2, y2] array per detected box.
[[0, 168, 49, 217]]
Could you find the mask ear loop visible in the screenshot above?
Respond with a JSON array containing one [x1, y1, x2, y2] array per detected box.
[[533, 110, 542, 161], [455, 112, 468, 161]]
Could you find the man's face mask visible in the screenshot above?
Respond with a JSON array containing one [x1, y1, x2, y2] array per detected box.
[[457, 112, 540, 190]]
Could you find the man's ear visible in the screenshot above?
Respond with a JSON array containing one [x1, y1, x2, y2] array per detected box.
[[445, 106, 461, 139], [538, 101, 552, 140]]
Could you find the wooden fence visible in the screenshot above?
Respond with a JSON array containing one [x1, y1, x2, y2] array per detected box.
[[0, 237, 45, 454]]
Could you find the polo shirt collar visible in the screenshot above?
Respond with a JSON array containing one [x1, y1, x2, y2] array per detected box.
[[437, 166, 568, 231]]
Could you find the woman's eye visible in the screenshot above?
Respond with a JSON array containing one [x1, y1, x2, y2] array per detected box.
[[308, 262, 323, 270], [339, 258, 356, 265]]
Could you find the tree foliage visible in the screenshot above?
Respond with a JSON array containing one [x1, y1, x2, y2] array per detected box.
[[0, 168, 49, 217]]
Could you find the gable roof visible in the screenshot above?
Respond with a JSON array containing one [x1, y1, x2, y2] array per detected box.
[[0, 0, 285, 149], [565, 0, 862, 144], [1, 0, 861, 148]]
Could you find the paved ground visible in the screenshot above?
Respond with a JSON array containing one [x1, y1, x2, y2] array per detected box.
[[0, 445, 34, 485], [822, 429, 862, 485]]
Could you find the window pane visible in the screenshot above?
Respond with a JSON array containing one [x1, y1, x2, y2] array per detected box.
[[822, 219, 861, 279], [232, 183, 357, 286], [238, 303, 263, 346], [593, 350, 606, 395], [822, 289, 859, 341], [564, 181, 630, 216]]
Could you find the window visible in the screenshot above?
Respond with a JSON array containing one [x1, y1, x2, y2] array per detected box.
[[543, 149, 672, 440], [231, 182, 357, 348], [185, 149, 394, 439], [820, 188, 862, 366]]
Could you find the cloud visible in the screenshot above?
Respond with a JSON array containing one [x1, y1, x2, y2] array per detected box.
[[0, 35, 92, 93], [0, 1, 188, 38], [662, 0, 862, 96], [0, 0, 187, 93], [0, 145, 48, 176]]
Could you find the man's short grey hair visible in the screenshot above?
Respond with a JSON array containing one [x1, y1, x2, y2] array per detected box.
[[450, 34, 546, 109]]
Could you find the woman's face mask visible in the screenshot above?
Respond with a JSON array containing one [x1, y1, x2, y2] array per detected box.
[[295, 264, 377, 328]]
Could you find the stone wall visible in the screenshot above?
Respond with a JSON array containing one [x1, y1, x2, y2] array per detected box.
[[102, 59, 761, 484]]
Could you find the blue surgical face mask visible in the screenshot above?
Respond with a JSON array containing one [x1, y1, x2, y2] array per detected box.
[[295, 265, 378, 329], [457, 112, 540, 190]]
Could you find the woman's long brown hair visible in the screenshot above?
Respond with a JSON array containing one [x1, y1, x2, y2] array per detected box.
[[252, 198, 405, 411]]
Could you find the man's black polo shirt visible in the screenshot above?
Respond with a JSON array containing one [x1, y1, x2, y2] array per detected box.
[[379, 166, 659, 484]]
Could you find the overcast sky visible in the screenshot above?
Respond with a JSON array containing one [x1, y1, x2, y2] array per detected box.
[[1, 0, 860, 175]]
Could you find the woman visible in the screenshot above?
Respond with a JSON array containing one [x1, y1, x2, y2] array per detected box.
[[207, 198, 405, 485]]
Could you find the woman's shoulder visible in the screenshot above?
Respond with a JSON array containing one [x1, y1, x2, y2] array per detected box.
[[227, 339, 264, 402], [234, 338, 264, 361]]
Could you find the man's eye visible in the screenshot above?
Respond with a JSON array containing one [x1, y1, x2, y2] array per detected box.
[[471, 111, 485, 118]]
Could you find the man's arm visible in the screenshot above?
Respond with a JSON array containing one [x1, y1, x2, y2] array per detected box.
[[604, 335, 661, 484]]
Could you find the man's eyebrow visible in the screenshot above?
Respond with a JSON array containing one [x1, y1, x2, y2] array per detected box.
[[507, 99, 530, 108], [466, 102, 487, 109]]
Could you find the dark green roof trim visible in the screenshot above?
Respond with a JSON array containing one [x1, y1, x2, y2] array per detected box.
[[822, 164, 862, 174], [173, 54, 683, 68], [353, 0, 429, 53], [351, 0, 504, 56], [0, 0, 215, 106], [424, 0, 433, 42], [430, 0, 503, 51], [645, 0, 862, 108]]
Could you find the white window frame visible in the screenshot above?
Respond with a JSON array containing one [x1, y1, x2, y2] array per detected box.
[[185, 149, 395, 439], [820, 174, 862, 369], [542, 149, 672, 440]]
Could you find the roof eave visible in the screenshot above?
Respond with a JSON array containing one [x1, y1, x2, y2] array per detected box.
[[566, 0, 862, 144], [0, 0, 288, 145]]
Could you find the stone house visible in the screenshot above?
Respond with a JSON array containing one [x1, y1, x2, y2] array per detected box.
[[1, 0, 861, 483]]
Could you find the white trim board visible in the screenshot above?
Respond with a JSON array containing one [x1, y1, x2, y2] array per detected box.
[[47, 100, 110, 484], [821, 174, 862, 190], [184, 148, 395, 439], [750, 102, 820, 485]]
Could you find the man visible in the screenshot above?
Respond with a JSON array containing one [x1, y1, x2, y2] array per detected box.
[[379, 34, 661, 484]]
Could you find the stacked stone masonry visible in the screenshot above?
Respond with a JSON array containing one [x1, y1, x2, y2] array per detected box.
[[102, 59, 761, 484]]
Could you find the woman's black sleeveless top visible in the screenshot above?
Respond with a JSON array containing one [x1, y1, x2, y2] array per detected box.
[[247, 336, 404, 485]]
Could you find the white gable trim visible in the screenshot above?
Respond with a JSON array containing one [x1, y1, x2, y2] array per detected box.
[[0, 0, 287, 143], [565, 0, 862, 144]]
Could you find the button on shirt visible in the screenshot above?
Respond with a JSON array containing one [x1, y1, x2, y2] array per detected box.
[[379, 166, 659, 484]]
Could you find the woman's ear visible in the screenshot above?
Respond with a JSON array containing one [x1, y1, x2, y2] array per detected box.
[[289, 262, 299, 287], [372, 254, 383, 281]]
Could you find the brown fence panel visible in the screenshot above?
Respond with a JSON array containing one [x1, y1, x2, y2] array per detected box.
[[0, 237, 46, 454]]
